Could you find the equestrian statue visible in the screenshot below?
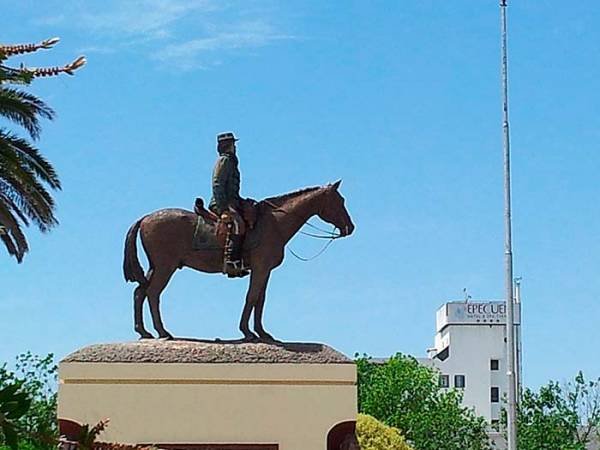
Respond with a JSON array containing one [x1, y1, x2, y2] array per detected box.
[[123, 132, 354, 342]]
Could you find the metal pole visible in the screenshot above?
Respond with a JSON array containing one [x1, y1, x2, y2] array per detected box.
[[514, 278, 523, 398], [500, 1, 518, 448]]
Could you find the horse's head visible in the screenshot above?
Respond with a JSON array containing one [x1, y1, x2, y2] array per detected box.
[[317, 180, 355, 237]]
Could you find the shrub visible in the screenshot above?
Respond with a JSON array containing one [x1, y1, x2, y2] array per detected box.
[[0, 353, 58, 450], [356, 414, 413, 450], [0, 382, 31, 450]]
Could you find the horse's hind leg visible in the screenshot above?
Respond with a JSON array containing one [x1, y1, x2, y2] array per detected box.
[[134, 270, 154, 339], [146, 265, 176, 339]]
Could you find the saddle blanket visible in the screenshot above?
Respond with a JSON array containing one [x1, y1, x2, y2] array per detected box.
[[192, 215, 262, 251], [192, 215, 221, 250]]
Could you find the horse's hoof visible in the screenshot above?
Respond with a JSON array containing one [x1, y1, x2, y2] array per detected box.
[[257, 330, 274, 340], [158, 332, 174, 340], [241, 331, 260, 342], [258, 333, 281, 345], [136, 330, 154, 339]]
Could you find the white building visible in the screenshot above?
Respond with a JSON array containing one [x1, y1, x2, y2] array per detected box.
[[420, 300, 522, 425]]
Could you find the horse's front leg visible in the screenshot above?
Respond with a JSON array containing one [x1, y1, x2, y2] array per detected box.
[[253, 272, 278, 342], [239, 269, 269, 341]]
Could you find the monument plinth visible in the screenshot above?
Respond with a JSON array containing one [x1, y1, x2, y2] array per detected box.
[[58, 340, 357, 450]]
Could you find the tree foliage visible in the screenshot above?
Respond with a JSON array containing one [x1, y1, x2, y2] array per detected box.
[[0, 39, 84, 262], [356, 413, 413, 450], [0, 353, 58, 450], [0, 383, 31, 450], [356, 354, 490, 450], [503, 371, 600, 450]]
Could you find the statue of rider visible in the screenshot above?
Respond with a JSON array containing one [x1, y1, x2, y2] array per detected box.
[[209, 132, 249, 278]]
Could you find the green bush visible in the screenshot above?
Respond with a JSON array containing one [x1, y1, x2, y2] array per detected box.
[[356, 414, 413, 450], [0, 353, 57, 450], [0, 382, 31, 450]]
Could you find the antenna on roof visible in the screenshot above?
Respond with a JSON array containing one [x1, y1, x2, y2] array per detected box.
[[463, 288, 471, 303]]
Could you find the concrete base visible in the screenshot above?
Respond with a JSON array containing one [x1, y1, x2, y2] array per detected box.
[[58, 341, 357, 450]]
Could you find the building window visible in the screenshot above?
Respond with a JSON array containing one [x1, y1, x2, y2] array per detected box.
[[439, 375, 450, 388], [491, 359, 500, 371], [491, 387, 500, 403], [454, 375, 466, 388]]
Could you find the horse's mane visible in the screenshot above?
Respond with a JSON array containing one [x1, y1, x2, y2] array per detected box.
[[262, 186, 323, 206]]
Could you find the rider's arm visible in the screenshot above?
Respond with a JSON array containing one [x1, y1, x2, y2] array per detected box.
[[212, 156, 232, 214]]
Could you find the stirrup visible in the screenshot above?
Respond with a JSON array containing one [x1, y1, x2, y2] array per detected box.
[[224, 260, 250, 278]]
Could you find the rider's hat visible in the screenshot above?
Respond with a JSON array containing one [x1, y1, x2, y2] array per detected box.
[[217, 132, 239, 143]]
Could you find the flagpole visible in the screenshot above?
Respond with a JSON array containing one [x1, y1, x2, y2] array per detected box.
[[500, 1, 518, 448]]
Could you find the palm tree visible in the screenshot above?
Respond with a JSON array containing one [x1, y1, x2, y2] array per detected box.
[[0, 38, 85, 262]]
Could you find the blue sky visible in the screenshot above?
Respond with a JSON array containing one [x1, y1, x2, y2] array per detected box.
[[2, 0, 599, 389]]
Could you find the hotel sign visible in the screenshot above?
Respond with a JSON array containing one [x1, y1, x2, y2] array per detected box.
[[441, 301, 521, 326]]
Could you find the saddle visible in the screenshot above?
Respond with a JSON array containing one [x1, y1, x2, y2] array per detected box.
[[192, 197, 258, 250]]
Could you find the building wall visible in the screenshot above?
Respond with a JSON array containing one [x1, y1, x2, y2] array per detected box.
[[423, 301, 521, 424], [432, 324, 507, 422], [58, 362, 357, 450]]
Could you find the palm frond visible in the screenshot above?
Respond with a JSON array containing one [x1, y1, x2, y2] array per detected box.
[[0, 190, 29, 225], [0, 202, 28, 262], [0, 226, 21, 261], [0, 64, 35, 85], [0, 88, 54, 139], [0, 127, 60, 232], [0, 130, 61, 188], [0, 173, 58, 232]]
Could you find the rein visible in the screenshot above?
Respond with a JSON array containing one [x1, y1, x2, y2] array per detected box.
[[288, 237, 336, 262], [299, 222, 342, 239], [262, 199, 342, 261]]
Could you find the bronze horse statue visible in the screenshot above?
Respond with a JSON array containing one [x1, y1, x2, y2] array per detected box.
[[123, 181, 354, 342]]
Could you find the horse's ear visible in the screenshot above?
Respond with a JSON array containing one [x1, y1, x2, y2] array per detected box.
[[332, 179, 342, 190]]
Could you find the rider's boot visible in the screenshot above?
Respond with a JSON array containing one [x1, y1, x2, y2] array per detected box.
[[224, 234, 249, 278]]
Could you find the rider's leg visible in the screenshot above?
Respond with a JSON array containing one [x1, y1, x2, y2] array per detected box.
[[224, 234, 249, 277], [223, 212, 249, 278]]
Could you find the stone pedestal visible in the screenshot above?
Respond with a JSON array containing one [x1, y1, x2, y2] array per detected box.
[[58, 341, 357, 450]]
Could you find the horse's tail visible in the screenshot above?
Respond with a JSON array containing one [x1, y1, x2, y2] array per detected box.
[[123, 217, 148, 286]]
